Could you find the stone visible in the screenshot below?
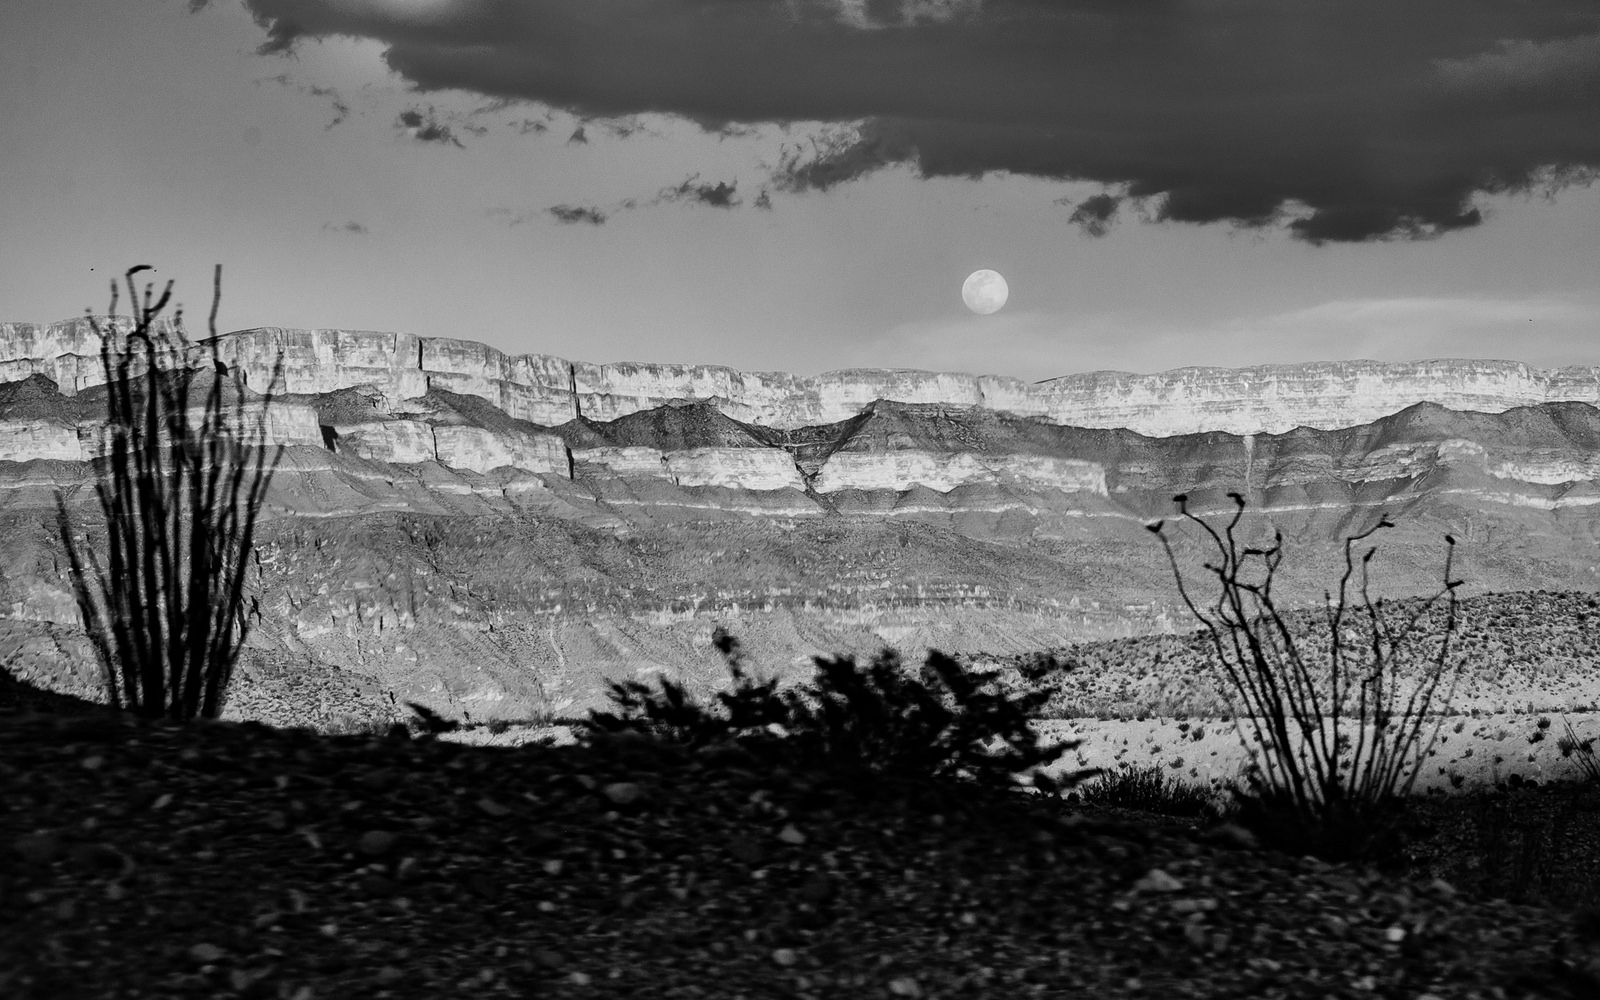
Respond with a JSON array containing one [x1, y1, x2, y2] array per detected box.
[[600, 782, 644, 806], [188, 943, 227, 964], [356, 830, 398, 857], [1132, 869, 1183, 893]]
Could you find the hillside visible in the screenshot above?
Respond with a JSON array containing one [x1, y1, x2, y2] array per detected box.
[[8, 321, 1600, 727]]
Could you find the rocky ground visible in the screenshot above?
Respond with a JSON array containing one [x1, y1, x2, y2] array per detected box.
[[8, 701, 1600, 1000]]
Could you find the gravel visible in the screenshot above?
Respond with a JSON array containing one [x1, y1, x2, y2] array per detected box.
[[5, 706, 1600, 1000]]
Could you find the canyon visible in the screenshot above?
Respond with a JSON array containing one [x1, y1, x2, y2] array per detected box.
[[4, 316, 1600, 731]]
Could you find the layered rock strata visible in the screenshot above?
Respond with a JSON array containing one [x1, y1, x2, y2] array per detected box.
[[13, 317, 1600, 436], [10, 317, 1600, 729]]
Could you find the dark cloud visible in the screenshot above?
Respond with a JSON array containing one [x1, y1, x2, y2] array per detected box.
[[397, 106, 463, 147], [753, 189, 773, 211], [567, 125, 588, 145], [237, 0, 1600, 241], [549, 205, 608, 225], [321, 221, 368, 234], [514, 118, 549, 135], [1064, 193, 1120, 237], [659, 175, 740, 209]]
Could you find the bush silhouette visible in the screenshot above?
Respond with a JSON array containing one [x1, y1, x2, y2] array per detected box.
[[55, 265, 284, 721], [581, 628, 1101, 796], [1074, 762, 1225, 819]]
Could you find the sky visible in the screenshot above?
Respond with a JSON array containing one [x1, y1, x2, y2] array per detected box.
[[2, 0, 1598, 382]]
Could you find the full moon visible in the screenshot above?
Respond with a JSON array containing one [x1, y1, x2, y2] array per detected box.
[[961, 269, 1009, 315]]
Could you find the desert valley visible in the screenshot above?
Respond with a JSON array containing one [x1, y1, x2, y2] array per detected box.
[[6, 317, 1600, 795]]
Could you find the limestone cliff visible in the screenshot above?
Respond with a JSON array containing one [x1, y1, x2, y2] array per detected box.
[[11, 315, 1600, 731], [14, 317, 1600, 437]]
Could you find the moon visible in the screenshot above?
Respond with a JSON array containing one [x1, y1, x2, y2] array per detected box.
[[962, 269, 1009, 315]]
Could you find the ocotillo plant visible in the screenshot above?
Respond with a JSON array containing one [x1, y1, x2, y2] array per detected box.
[[1149, 493, 1463, 862], [55, 265, 285, 721]]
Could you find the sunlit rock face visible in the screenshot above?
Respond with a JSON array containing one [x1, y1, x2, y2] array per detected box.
[[432, 426, 567, 475], [0, 420, 84, 463], [20, 318, 1600, 436], [1025, 361, 1600, 437], [813, 452, 1107, 494], [574, 446, 805, 491], [0, 369, 324, 461]]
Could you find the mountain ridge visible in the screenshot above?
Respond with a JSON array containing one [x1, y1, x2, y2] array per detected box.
[[10, 316, 1600, 435], [7, 319, 1600, 729]]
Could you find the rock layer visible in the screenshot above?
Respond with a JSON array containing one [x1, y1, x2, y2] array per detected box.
[[14, 317, 1600, 436], [9, 317, 1600, 729]]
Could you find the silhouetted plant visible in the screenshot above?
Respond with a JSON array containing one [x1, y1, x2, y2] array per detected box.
[[1074, 762, 1225, 818], [55, 265, 284, 721], [405, 701, 461, 736], [1149, 493, 1463, 865], [1558, 715, 1600, 784], [581, 627, 1101, 795]]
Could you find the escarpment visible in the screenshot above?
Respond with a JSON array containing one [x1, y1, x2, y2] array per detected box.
[[8, 316, 1600, 728], [13, 317, 1600, 436]]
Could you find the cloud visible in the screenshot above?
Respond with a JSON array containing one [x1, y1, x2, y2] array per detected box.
[[1063, 193, 1120, 238], [307, 85, 351, 128], [548, 204, 607, 225], [321, 221, 369, 234], [255, 73, 351, 128], [1435, 32, 1600, 100], [567, 124, 588, 145], [587, 116, 653, 140], [658, 174, 740, 209], [396, 106, 463, 147], [234, 0, 1600, 243]]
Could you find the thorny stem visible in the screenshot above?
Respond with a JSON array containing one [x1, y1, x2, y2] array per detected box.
[[56, 264, 286, 720], [1150, 495, 1462, 841]]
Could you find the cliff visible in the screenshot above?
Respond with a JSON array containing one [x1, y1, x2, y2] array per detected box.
[[13, 316, 1600, 436], [9, 316, 1600, 731]]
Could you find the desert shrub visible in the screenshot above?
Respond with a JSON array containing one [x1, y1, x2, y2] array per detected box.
[[56, 266, 284, 722], [1558, 715, 1600, 784], [580, 628, 1101, 796], [1150, 493, 1462, 866], [321, 714, 393, 737], [1075, 762, 1223, 818]]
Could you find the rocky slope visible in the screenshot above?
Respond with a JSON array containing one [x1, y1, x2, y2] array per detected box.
[[6, 317, 1600, 730]]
